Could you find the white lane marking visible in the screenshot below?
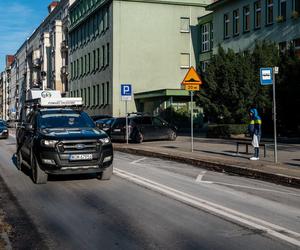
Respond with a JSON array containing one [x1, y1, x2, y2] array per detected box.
[[196, 181, 300, 197], [114, 168, 300, 247], [130, 157, 147, 165], [195, 171, 213, 184]]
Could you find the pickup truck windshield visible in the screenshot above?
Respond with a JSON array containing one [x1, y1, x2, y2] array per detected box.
[[38, 109, 95, 129]]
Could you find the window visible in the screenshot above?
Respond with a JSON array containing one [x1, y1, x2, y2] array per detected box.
[[84, 55, 87, 74], [266, 0, 274, 25], [93, 86, 96, 105], [84, 88, 86, 105], [243, 5, 250, 32], [106, 7, 109, 30], [279, 0, 287, 21], [224, 13, 230, 38], [93, 50, 96, 71], [180, 53, 190, 68], [70, 62, 73, 79], [104, 9, 107, 30], [293, 0, 300, 13], [97, 48, 100, 69], [180, 17, 190, 32], [102, 83, 105, 105], [106, 82, 109, 104], [233, 9, 240, 35], [254, 1, 261, 29], [76, 59, 79, 78], [201, 23, 210, 52], [201, 61, 209, 72], [80, 57, 83, 77], [88, 87, 90, 106], [102, 45, 105, 67], [106, 43, 109, 66], [88, 53, 91, 73], [99, 10, 104, 33], [97, 84, 100, 105]]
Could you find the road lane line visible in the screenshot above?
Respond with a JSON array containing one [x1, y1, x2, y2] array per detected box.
[[195, 171, 213, 184], [130, 157, 147, 165], [209, 182, 300, 197], [114, 168, 300, 247]]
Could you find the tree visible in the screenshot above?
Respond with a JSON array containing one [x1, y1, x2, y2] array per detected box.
[[197, 41, 279, 127]]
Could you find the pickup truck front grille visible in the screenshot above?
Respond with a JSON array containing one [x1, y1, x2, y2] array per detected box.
[[57, 140, 100, 153]]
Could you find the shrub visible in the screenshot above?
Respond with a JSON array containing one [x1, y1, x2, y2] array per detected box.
[[207, 124, 248, 138]]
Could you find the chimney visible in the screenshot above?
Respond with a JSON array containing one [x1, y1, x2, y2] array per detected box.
[[48, 1, 59, 13], [6, 55, 14, 68]]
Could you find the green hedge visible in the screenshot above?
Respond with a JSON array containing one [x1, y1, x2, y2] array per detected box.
[[207, 124, 248, 138]]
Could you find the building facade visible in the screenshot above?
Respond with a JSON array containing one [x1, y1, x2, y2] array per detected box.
[[69, 0, 211, 117], [4, 0, 75, 120], [199, 0, 300, 67]]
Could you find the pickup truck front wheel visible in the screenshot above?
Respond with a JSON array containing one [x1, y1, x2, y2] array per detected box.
[[32, 155, 48, 184], [97, 164, 113, 180]]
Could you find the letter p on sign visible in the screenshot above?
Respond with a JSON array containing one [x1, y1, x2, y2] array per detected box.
[[121, 84, 132, 101]]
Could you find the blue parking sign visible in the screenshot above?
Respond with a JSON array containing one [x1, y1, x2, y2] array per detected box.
[[260, 68, 273, 85], [121, 84, 132, 101]]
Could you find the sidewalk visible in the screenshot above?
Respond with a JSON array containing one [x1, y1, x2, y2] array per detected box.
[[113, 136, 300, 188]]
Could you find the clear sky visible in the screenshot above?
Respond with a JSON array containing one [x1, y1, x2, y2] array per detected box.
[[0, 0, 50, 71]]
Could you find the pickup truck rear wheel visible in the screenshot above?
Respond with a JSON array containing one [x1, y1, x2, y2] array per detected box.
[[98, 165, 113, 180], [32, 155, 48, 184]]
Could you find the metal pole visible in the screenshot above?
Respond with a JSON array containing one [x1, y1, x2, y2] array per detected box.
[[273, 69, 278, 163], [191, 91, 194, 152], [125, 100, 128, 144]]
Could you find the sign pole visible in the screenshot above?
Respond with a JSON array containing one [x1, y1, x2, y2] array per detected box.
[[125, 100, 128, 144], [191, 91, 194, 152], [273, 69, 278, 163]]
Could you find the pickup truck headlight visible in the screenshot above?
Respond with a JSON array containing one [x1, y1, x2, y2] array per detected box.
[[99, 137, 111, 145], [40, 139, 58, 148], [3, 129, 8, 133]]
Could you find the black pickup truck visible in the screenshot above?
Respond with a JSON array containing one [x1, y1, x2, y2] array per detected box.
[[16, 107, 113, 184]]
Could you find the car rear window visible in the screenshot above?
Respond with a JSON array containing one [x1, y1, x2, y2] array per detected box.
[[113, 118, 126, 126]]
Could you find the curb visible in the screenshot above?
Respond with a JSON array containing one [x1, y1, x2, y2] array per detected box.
[[114, 146, 300, 189]]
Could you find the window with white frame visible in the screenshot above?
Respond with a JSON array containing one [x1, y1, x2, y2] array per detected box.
[[243, 5, 250, 32], [224, 13, 230, 38], [201, 23, 210, 52], [279, 0, 287, 20], [180, 53, 190, 68], [233, 9, 240, 35], [180, 17, 190, 32], [266, 0, 274, 25], [254, 0, 261, 29]]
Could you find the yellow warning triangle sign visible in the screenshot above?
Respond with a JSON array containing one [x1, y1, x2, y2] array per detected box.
[[182, 66, 203, 85]]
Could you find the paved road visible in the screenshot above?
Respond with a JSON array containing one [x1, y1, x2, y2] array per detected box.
[[0, 135, 299, 249]]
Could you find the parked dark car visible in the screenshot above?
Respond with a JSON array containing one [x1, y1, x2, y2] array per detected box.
[[90, 115, 112, 121], [110, 115, 177, 143], [95, 118, 115, 135], [0, 121, 9, 139]]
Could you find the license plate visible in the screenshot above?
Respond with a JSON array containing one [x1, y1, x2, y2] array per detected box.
[[69, 154, 93, 161], [113, 129, 121, 132]]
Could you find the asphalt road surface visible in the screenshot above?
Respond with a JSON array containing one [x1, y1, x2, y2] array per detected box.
[[0, 135, 299, 250]]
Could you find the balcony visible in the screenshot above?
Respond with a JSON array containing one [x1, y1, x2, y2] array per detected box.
[[33, 58, 41, 68], [61, 40, 68, 52]]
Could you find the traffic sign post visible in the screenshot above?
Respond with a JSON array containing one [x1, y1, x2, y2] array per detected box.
[[260, 67, 278, 163], [181, 67, 203, 152], [121, 84, 132, 144]]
